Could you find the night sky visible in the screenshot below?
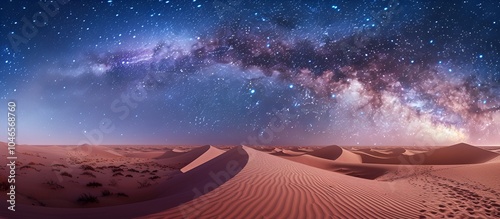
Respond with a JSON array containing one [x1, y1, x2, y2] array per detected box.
[[0, 0, 499, 146]]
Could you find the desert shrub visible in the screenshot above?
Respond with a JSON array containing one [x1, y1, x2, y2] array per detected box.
[[112, 168, 124, 173], [149, 176, 160, 180], [101, 190, 113, 197], [52, 164, 67, 168], [81, 171, 96, 178], [127, 168, 139, 173], [137, 179, 152, 188], [80, 165, 95, 171], [44, 180, 64, 190], [116, 192, 128, 197], [77, 193, 99, 204], [125, 174, 133, 178], [141, 170, 150, 173], [60, 172, 73, 178], [112, 172, 123, 177], [86, 181, 102, 188]]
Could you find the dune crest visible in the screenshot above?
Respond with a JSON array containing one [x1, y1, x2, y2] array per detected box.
[[411, 143, 499, 165], [307, 145, 362, 163], [268, 148, 305, 156], [155, 149, 187, 159], [352, 143, 498, 165], [154, 145, 225, 172], [181, 146, 225, 172]]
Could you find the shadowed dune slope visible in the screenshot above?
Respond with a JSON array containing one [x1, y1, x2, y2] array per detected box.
[[1, 147, 249, 219], [155, 145, 224, 170], [279, 154, 391, 179], [149, 147, 423, 218], [307, 145, 362, 163], [268, 150, 291, 156], [353, 152, 408, 164], [155, 149, 189, 159], [355, 143, 498, 165], [412, 143, 499, 165], [123, 151, 165, 159], [180, 146, 225, 172], [269, 149, 305, 156]]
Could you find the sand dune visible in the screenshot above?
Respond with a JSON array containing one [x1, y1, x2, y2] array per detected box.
[[353, 143, 499, 165], [294, 148, 315, 153], [252, 146, 275, 152], [155, 145, 224, 172], [172, 148, 191, 153], [279, 154, 391, 179], [180, 146, 225, 172], [66, 145, 124, 158], [352, 151, 405, 164], [487, 155, 500, 163], [368, 148, 406, 157], [123, 151, 165, 159], [155, 149, 187, 159], [307, 145, 362, 163], [281, 149, 307, 156], [402, 149, 424, 156], [268, 150, 292, 156], [0, 147, 248, 219], [2, 143, 500, 219], [411, 143, 499, 165], [272, 145, 389, 179], [268, 148, 305, 156], [148, 147, 423, 218]]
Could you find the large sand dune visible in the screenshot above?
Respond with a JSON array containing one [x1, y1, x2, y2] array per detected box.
[[278, 154, 392, 179], [410, 143, 499, 165], [307, 145, 362, 163], [353, 143, 498, 165], [155, 145, 224, 171], [180, 146, 225, 172]]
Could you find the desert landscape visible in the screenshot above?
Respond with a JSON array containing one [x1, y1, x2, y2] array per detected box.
[[2, 0, 500, 218], [1, 142, 499, 218]]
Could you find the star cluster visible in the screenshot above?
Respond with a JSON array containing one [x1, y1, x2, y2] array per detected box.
[[0, 0, 499, 146]]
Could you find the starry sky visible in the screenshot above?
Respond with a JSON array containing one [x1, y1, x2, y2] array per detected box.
[[0, 0, 499, 146]]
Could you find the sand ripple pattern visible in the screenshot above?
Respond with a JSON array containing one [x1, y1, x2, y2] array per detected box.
[[149, 147, 423, 219]]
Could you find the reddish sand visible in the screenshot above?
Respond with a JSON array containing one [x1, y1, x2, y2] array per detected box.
[[0, 143, 499, 218], [306, 145, 362, 163]]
